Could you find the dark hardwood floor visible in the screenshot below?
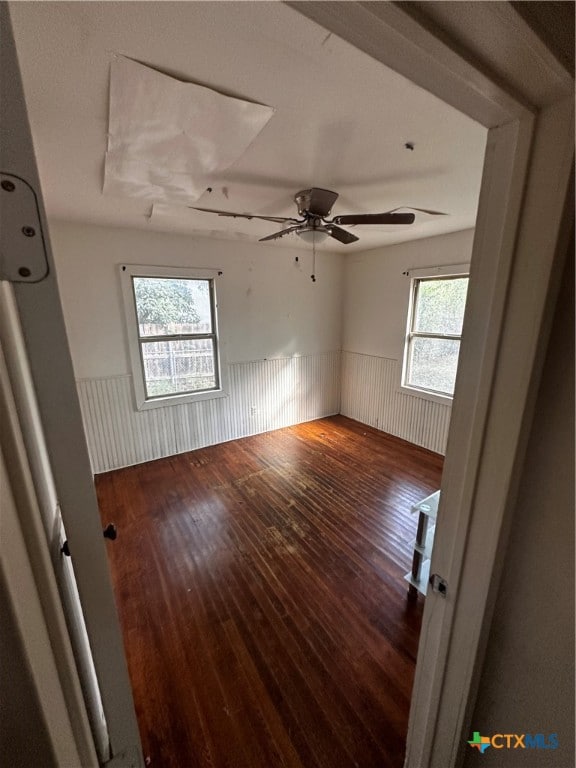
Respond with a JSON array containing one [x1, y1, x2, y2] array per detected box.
[[96, 415, 443, 768]]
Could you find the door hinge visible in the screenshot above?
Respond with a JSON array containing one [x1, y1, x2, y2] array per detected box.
[[429, 573, 448, 597], [0, 172, 49, 283]]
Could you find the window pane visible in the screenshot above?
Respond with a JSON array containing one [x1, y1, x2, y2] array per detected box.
[[141, 339, 217, 397], [408, 337, 460, 396], [133, 277, 213, 337], [414, 277, 468, 335]]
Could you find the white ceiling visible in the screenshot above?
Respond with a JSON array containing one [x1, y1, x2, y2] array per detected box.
[[10, 1, 487, 253]]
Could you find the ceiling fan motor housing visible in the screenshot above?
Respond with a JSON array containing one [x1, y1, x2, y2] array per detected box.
[[294, 188, 338, 218], [295, 190, 312, 217]]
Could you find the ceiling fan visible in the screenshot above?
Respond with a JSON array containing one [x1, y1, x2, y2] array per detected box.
[[190, 188, 446, 245]]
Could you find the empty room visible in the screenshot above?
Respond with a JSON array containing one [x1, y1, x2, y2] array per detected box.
[[2, 3, 573, 768]]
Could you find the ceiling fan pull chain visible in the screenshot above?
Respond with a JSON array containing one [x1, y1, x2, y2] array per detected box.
[[311, 235, 316, 282]]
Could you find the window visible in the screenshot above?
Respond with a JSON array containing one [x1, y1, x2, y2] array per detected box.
[[121, 265, 225, 409], [403, 274, 469, 399]]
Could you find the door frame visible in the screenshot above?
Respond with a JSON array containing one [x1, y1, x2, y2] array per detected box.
[[3, 2, 574, 767], [0, 345, 94, 767], [1, 4, 142, 765], [290, 3, 574, 766]]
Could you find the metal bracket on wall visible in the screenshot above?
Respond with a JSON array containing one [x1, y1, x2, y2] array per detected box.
[[0, 172, 49, 283]]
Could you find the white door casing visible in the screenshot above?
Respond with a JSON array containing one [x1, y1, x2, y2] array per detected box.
[[0, 326, 95, 767], [0, 281, 109, 765], [0, 5, 143, 766]]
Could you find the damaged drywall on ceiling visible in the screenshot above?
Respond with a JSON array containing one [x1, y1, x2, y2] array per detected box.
[[103, 56, 275, 204]]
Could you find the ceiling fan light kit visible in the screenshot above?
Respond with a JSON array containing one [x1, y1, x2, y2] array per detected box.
[[190, 187, 446, 247], [296, 228, 329, 244]]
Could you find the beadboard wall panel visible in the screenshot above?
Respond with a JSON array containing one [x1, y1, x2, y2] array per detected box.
[[340, 351, 451, 454], [77, 352, 341, 473]]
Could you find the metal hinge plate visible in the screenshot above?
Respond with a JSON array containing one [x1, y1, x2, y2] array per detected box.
[[0, 172, 49, 283]]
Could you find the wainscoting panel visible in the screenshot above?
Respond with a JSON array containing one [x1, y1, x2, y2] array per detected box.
[[77, 352, 341, 473], [340, 351, 451, 454]]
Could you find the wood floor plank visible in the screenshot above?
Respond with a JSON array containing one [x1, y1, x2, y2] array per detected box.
[[96, 415, 443, 767]]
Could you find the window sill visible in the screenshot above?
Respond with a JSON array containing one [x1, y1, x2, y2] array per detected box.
[[136, 387, 228, 411], [399, 385, 453, 406]]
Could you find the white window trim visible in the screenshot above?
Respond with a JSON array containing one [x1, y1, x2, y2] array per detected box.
[[120, 264, 228, 411], [400, 264, 469, 404]]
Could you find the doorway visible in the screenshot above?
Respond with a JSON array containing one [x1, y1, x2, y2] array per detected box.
[[2, 3, 572, 767]]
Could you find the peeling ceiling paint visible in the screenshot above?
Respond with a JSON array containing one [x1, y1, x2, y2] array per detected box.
[[10, 1, 487, 252]]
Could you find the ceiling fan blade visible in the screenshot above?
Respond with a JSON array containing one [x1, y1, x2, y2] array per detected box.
[[333, 212, 415, 225], [190, 206, 297, 224], [325, 224, 359, 244], [259, 225, 301, 242], [388, 206, 448, 216], [296, 188, 339, 217]]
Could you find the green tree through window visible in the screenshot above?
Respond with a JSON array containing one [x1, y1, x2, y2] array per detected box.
[[405, 275, 469, 397], [133, 278, 200, 327], [130, 276, 218, 399]]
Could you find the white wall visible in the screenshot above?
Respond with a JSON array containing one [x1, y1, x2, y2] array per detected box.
[[50, 222, 474, 470], [50, 221, 343, 471], [341, 229, 474, 453], [51, 222, 343, 379]]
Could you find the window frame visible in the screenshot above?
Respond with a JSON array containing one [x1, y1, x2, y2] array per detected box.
[[401, 265, 469, 404], [120, 264, 227, 410]]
